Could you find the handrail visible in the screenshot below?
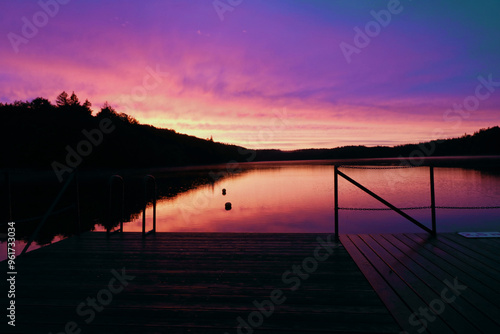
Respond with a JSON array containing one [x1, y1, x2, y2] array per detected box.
[[108, 175, 125, 236], [142, 175, 157, 237], [21, 172, 79, 255], [334, 165, 436, 239], [430, 166, 436, 234], [334, 166, 339, 241]]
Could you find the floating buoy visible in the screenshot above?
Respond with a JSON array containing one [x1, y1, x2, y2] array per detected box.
[[222, 188, 226, 195], [225, 202, 232, 210]]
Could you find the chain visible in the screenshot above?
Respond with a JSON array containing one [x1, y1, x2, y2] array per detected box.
[[339, 205, 500, 211], [436, 206, 500, 210], [338, 165, 418, 169], [339, 206, 430, 211]]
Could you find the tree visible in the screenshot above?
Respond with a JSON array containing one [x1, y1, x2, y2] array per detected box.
[[68, 91, 80, 106], [30, 97, 53, 111], [55, 91, 69, 107], [12, 100, 29, 109], [118, 112, 139, 124], [97, 101, 118, 118], [82, 99, 92, 115], [83, 99, 91, 109]]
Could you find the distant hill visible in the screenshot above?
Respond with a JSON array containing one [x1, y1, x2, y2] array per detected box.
[[1, 93, 499, 171], [254, 126, 500, 162]]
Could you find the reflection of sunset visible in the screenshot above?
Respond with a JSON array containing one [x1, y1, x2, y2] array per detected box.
[[109, 165, 500, 234], [0, 235, 66, 262]]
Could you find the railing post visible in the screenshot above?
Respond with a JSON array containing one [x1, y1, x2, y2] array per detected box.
[[430, 166, 437, 235], [334, 165, 339, 242], [152, 184, 157, 233], [142, 189, 146, 237], [108, 175, 124, 236], [143, 175, 157, 238]]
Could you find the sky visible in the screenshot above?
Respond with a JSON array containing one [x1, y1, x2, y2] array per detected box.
[[1, 0, 499, 150]]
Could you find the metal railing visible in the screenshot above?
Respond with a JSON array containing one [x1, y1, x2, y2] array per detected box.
[[107, 174, 157, 237], [142, 175, 157, 237], [334, 165, 437, 241], [107, 175, 124, 236], [6, 170, 160, 256], [20, 171, 81, 255]]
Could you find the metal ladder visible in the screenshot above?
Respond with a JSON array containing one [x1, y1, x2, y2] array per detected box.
[[108, 174, 157, 238]]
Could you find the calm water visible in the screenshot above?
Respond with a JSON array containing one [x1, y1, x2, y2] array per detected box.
[[96, 162, 500, 234], [2, 160, 500, 260]]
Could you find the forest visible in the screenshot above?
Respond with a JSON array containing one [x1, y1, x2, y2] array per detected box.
[[1, 92, 499, 171]]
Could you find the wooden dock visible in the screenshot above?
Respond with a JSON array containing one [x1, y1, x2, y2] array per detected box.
[[3, 233, 398, 334], [2, 232, 500, 333], [341, 233, 500, 333]]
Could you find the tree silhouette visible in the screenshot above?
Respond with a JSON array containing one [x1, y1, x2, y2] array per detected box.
[[55, 91, 69, 107], [118, 112, 139, 124], [1, 93, 498, 171], [30, 97, 53, 111], [69, 91, 80, 106], [82, 99, 92, 115], [97, 101, 118, 118]]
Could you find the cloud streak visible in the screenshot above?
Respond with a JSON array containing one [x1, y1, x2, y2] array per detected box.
[[1, 0, 499, 149]]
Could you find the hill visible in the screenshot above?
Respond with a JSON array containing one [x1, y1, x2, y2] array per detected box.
[[253, 126, 500, 162], [1, 93, 499, 172], [0, 93, 251, 173]]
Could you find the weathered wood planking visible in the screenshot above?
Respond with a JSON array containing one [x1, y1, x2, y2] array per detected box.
[[1, 232, 400, 334], [340, 233, 500, 334]]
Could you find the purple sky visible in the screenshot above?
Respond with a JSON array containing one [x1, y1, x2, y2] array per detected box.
[[1, 0, 499, 149]]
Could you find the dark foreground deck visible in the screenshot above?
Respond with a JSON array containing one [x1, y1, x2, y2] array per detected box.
[[341, 233, 500, 333], [3, 233, 398, 334], [2, 233, 500, 333]]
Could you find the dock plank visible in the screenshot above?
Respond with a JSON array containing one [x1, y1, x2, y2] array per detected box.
[[339, 234, 419, 332], [372, 234, 497, 331], [344, 233, 500, 334], [1, 232, 400, 334], [406, 233, 500, 292], [4, 231, 499, 333], [380, 233, 500, 328]]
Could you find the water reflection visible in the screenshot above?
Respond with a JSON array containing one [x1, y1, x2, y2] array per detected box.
[[103, 164, 500, 234], [0, 167, 250, 259], [2, 159, 499, 261]]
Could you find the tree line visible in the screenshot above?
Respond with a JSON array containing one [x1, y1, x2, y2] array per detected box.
[[0, 92, 248, 170], [1, 92, 498, 170]]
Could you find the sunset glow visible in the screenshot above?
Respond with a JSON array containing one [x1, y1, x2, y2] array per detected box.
[[93, 164, 500, 233], [2, 0, 499, 149]]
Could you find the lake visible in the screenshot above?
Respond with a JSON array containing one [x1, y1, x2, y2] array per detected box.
[[99, 159, 500, 234], [2, 158, 500, 260]]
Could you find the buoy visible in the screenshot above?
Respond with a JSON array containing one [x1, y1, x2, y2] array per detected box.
[[222, 188, 226, 195], [225, 202, 232, 210]]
